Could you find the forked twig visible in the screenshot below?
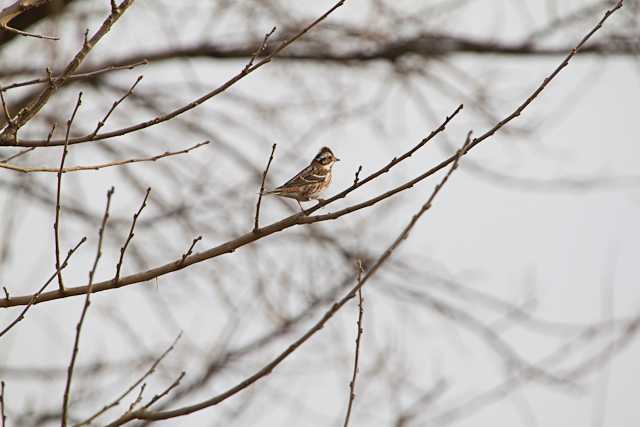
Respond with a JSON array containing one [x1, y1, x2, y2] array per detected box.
[[90, 75, 143, 138], [141, 371, 186, 410], [0, 237, 86, 339], [243, 26, 277, 72], [74, 332, 182, 427]]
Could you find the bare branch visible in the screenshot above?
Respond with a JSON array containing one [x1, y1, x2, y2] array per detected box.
[[54, 92, 82, 292], [0, 87, 12, 126], [0, 60, 148, 92], [343, 260, 365, 427], [352, 165, 362, 185], [114, 188, 151, 286], [74, 332, 182, 427], [243, 26, 277, 72], [254, 143, 277, 231], [90, 75, 143, 138], [141, 371, 186, 410], [0, 140, 209, 173], [1, 380, 6, 427], [61, 187, 115, 427], [0, 237, 86, 339], [0, 0, 58, 40], [179, 236, 202, 265]]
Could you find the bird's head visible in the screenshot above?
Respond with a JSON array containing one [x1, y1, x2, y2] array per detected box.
[[313, 146, 340, 168]]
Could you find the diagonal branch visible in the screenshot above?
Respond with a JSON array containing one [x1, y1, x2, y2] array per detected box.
[[0, 237, 86, 339], [73, 332, 182, 427], [90, 75, 143, 138], [114, 188, 151, 286], [61, 187, 115, 427]]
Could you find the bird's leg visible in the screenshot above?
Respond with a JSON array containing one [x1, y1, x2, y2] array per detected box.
[[296, 200, 306, 214]]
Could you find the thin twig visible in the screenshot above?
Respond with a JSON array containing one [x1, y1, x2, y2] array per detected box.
[[1, 122, 55, 163], [74, 332, 182, 427], [343, 260, 365, 427], [180, 236, 202, 265], [353, 166, 362, 185], [0, 0, 58, 40], [0, 60, 148, 92], [254, 143, 276, 231], [114, 188, 150, 286], [1, 380, 5, 427], [0, 146, 34, 162], [90, 75, 143, 138], [0, 237, 86, 339], [61, 187, 115, 427], [0, 141, 209, 173], [54, 92, 82, 292], [0, 86, 12, 126], [243, 26, 277, 72], [126, 385, 146, 414], [141, 371, 186, 410]]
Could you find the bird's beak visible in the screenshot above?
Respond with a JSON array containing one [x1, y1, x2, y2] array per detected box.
[[335, 158, 341, 162]]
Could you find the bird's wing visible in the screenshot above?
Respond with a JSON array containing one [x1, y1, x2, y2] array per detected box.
[[278, 164, 327, 189]]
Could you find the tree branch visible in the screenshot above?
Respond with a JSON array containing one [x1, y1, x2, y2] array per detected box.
[[0, 140, 208, 173], [254, 143, 276, 231], [61, 186, 115, 426], [54, 92, 82, 292], [342, 260, 365, 427]]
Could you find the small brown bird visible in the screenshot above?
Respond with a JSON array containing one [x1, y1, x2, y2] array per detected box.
[[265, 146, 340, 211]]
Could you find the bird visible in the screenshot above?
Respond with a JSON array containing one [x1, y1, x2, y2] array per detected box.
[[264, 146, 340, 212]]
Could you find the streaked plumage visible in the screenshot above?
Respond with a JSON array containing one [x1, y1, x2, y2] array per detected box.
[[265, 146, 340, 211]]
